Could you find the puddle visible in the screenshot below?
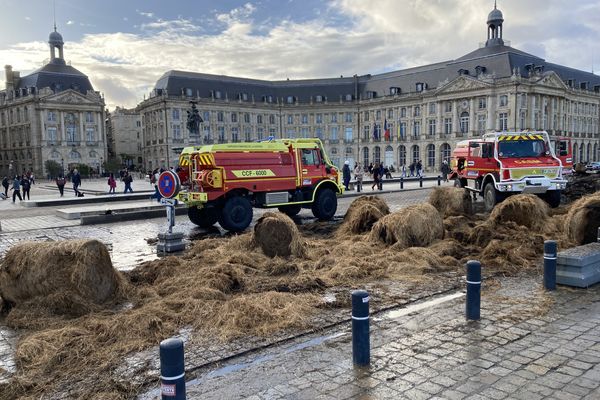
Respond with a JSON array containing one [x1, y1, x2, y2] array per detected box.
[[374, 291, 465, 321]]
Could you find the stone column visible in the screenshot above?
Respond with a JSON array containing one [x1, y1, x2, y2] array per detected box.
[[452, 100, 458, 135], [487, 95, 494, 131], [469, 98, 476, 136]]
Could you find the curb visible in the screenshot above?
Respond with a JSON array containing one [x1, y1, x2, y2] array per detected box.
[[80, 206, 188, 225]]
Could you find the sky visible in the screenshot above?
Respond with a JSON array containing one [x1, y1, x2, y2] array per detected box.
[[0, 0, 599, 110]]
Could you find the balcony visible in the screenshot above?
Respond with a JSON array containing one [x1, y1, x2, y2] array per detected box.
[[329, 139, 340, 144], [66, 141, 80, 146]]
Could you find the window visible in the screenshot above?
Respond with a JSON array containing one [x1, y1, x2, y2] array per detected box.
[[69, 150, 81, 160], [414, 106, 421, 117], [345, 94, 353, 101], [363, 111, 369, 122], [427, 144, 435, 167], [244, 127, 252, 141], [478, 97, 487, 110], [217, 112, 224, 122], [231, 127, 239, 142], [231, 113, 238, 123], [86, 128, 95, 142], [67, 126, 77, 142], [331, 113, 338, 123], [400, 122, 407, 140], [374, 146, 381, 163], [519, 111, 526, 130], [301, 127, 309, 138], [428, 120, 436, 136], [363, 147, 369, 166], [477, 114, 486, 134], [203, 111, 210, 122], [269, 128, 276, 137], [257, 127, 264, 140], [287, 115, 293, 125], [185, 88, 193, 97], [257, 114, 263, 124], [315, 127, 323, 139], [316, 114, 323, 124], [345, 112, 352, 123], [47, 127, 57, 141], [301, 114, 308, 124], [398, 145, 406, 166], [315, 95, 323, 102], [412, 145, 420, 163], [173, 125, 181, 139], [376, 110, 381, 120], [363, 125, 370, 140], [48, 111, 57, 122], [518, 93, 527, 109], [84, 111, 94, 123], [413, 121, 421, 138], [218, 126, 225, 143], [269, 115, 275, 125], [331, 126, 338, 140], [388, 109, 393, 119], [301, 149, 320, 166], [401, 107, 407, 118], [286, 96, 294, 104], [444, 118, 452, 135], [499, 112, 508, 131], [286, 128, 296, 138], [172, 109, 180, 120], [445, 102, 452, 113], [345, 127, 353, 141], [460, 112, 469, 133], [499, 95, 508, 107], [429, 103, 436, 115], [244, 113, 250, 123], [136, 121, 141, 127], [441, 143, 452, 163]]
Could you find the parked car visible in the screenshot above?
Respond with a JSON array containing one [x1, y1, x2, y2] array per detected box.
[[586, 162, 600, 172]]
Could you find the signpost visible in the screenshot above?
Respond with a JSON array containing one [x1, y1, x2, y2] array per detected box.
[[156, 171, 185, 253]]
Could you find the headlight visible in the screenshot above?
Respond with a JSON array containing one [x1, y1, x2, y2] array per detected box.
[[507, 184, 513, 190]]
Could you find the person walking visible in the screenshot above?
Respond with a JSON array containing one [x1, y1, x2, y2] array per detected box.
[[401, 164, 406, 178], [21, 175, 31, 200], [371, 163, 380, 190], [72, 169, 81, 196], [30, 173, 35, 185], [123, 172, 134, 193], [409, 161, 415, 177], [378, 163, 385, 190], [416, 160, 423, 177], [1, 176, 9, 197], [107, 173, 117, 194], [11, 176, 22, 203], [342, 160, 351, 191], [56, 175, 66, 197], [353, 163, 364, 193], [441, 160, 451, 182]]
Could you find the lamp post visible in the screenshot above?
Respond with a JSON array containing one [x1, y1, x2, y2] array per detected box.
[[61, 158, 64, 177], [100, 157, 103, 176]]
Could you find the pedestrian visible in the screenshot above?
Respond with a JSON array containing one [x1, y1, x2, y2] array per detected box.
[[21, 175, 31, 200], [371, 163, 380, 190], [342, 160, 351, 191], [353, 163, 364, 193], [378, 163, 384, 190], [11, 176, 22, 203], [368, 163, 373, 175], [409, 161, 415, 177], [441, 160, 451, 182], [416, 160, 423, 177], [72, 169, 81, 196], [1, 176, 8, 197], [30, 173, 35, 185], [384, 166, 392, 179], [56, 175, 66, 197], [401, 165, 406, 177], [123, 172, 133, 193], [107, 173, 117, 194]]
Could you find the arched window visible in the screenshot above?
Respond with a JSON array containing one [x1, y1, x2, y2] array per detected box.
[[384, 145, 394, 167], [89, 151, 98, 158], [68, 150, 81, 160], [427, 144, 435, 167], [460, 112, 469, 133], [594, 143, 598, 161], [363, 147, 369, 166], [330, 148, 338, 155], [573, 143, 578, 163], [587, 143, 591, 163], [398, 145, 406, 166], [374, 146, 381, 163], [440, 143, 452, 163], [412, 145, 420, 163], [579, 143, 584, 163]]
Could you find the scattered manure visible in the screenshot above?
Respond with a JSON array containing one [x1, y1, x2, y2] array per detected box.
[[429, 187, 473, 217], [369, 203, 444, 248], [253, 212, 306, 258], [489, 194, 549, 230], [565, 192, 600, 245]]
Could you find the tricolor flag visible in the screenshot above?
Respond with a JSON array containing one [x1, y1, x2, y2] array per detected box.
[[372, 123, 378, 139], [384, 119, 390, 141]]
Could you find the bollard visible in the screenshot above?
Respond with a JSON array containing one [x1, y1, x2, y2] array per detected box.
[[543, 240, 557, 291], [466, 260, 481, 321], [437, 175, 441, 186], [400, 177, 404, 189], [352, 290, 370, 366], [419, 176, 423, 188], [160, 338, 186, 400]]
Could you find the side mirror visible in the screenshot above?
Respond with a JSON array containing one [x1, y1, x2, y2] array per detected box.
[[325, 167, 331, 174]]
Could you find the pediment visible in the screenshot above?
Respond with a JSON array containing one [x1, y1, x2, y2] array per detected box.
[[436, 76, 491, 94], [534, 72, 568, 90], [43, 89, 97, 105]]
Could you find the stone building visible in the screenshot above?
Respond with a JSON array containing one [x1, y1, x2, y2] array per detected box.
[[109, 107, 143, 168], [137, 4, 600, 173], [0, 27, 106, 178]]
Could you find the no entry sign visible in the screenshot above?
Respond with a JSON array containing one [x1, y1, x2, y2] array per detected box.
[[158, 171, 181, 199]]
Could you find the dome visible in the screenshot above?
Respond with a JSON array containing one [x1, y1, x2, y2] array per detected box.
[[49, 30, 64, 44], [487, 8, 504, 23]]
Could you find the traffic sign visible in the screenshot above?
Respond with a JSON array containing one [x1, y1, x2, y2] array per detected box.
[[158, 171, 181, 199]]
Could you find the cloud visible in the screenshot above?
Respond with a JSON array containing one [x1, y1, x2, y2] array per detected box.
[[66, 20, 74, 25], [24, 16, 31, 21], [1, 0, 598, 110]]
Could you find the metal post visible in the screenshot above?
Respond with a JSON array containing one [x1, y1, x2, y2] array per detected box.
[[437, 175, 441, 186], [597, 227, 600, 242], [160, 337, 186, 400], [419, 176, 423, 188], [352, 290, 370, 366], [543, 240, 557, 291], [466, 260, 481, 321], [400, 177, 404, 189]]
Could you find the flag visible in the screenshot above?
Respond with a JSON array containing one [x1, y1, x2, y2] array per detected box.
[[372, 123, 377, 139], [384, 119, 390, 141]]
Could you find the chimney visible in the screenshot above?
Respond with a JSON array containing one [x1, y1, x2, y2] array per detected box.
[[5, 65, 13, 92]]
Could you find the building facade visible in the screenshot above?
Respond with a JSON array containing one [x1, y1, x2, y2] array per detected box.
[[109, 106, 143, 168], [0, 28, 106, 178], [137, 5, 600, 173]]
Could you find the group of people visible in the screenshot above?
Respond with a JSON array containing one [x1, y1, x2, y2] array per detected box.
[[54, 169, 81, 197], [2, 174, 34, 202], [107, 170, 134, 194]]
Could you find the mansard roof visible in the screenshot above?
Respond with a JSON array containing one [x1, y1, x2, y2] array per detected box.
[[16, 61, 94, 95]]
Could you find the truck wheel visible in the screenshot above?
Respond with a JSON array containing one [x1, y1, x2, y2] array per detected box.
[[483, 182, 498, 212], [278, 204, 302, 217], [312, 188, 337, 220], [542, 191, 561, 208], [219, 196, 253, 232], [188, 206, 219, 228]]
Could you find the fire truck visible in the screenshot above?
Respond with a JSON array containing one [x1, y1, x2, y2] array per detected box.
[[450, 131, 568, 211], [176, 138, 343, 232], [550, 136, 573, 175]]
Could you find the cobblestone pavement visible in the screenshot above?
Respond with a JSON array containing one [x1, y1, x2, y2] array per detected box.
[[169, 276, 600, 400]]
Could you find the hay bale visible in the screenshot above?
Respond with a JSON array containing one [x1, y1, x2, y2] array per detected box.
[[347, 195, 390, 216], [339, 204, 388, 236], [428, 187, 472, 217], [253, 212, 306, 258], [0, 240, 122, 307], [565, 192, 600, 245], [369, 203, 444, 248], [489, 194, 549, 230]]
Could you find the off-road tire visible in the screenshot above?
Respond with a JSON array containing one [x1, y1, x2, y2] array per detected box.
[[483, 182, 499, 212], [278, 204, 302, 217], [311, 188, 337, 220], [188, 205, 219, 228], [219, 196, 253, 232]]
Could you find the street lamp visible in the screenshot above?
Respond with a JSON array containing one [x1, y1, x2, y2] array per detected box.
[[61, 158, 64, 177], [100, 157, 103, 176]]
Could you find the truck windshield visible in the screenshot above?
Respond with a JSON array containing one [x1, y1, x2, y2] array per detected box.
[[498, 140, 547, 158]]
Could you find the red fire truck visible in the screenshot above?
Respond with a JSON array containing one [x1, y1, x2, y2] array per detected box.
[[176, 138, 343, 232], [550, 136, 573, 175], [450, 131, 568, 211]]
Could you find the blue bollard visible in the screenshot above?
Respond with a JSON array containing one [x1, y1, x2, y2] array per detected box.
[[419, 176, 423, 187], [466, 260, 481, 321], [160, 338, 186, 399], [437, 175, 441, 186], [544, 240, 557, 291], [352, 290, 370, 366], [400, 177, 404, 189]]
